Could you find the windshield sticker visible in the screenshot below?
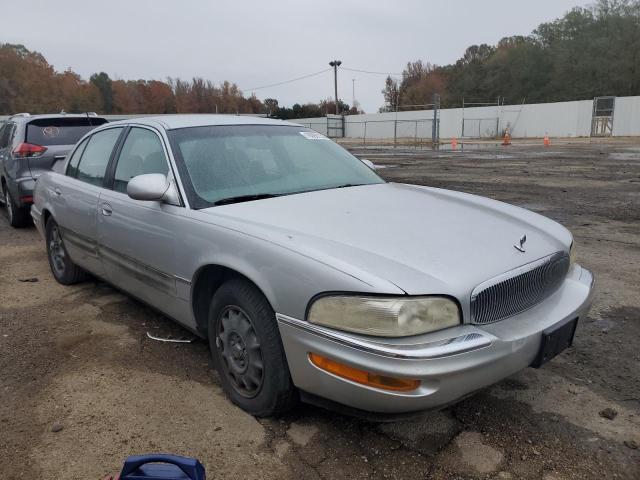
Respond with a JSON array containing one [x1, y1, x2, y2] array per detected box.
[[299, 131, 329, 140], [42, 126, 61, 138]]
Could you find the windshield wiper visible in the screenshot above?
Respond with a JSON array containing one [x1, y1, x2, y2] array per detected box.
[[334, 183, 367, 189], [213, 193, 281, 206]]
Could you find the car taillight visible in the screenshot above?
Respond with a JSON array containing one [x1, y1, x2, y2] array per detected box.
[[13, 143, 47, 158]]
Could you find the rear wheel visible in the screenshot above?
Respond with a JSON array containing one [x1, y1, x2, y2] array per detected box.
[[45, 218, 88, 285], [208, 278, 297, 416], [4, 188, 31, 228]]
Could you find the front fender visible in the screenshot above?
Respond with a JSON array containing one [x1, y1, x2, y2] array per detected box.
[[181, 213, 405, 321]]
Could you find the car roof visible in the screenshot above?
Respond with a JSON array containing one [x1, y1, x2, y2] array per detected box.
[[104, 114, 301, 130]]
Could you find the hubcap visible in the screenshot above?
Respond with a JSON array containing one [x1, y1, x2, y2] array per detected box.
[[49, 226, 66, 276], [216, 306, 263, 398]]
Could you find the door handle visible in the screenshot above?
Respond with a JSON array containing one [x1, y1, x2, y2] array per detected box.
[[54, 187, 62, 196], [101, 203, 112, 216]]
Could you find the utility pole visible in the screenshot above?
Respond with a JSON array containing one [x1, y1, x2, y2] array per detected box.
[[352, 78, 356, 110], [329, 60, 342, 115]]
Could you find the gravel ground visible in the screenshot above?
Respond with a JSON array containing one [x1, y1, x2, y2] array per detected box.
[[0, 141, 638, 479]]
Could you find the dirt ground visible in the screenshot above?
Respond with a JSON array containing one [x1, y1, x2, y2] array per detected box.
[[1, 141, 639, 479]]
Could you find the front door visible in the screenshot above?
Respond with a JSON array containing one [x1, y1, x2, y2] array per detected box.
[[97, 126, 184, 319], [53, 127, 124, 276]]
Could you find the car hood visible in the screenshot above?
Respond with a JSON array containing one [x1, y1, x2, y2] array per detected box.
[[199, 183, 572, 297]]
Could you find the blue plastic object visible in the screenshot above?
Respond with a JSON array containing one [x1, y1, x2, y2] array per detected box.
[[119, 454, 206, 480]]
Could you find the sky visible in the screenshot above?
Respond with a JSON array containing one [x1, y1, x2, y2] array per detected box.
[[1, 0, 591, 113]]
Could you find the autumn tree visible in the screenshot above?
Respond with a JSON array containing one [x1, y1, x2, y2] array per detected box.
[[0, 44, 265, 115], [57, 69, 101, 112]]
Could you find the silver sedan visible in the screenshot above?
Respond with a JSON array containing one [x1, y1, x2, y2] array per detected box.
[[32, 115, 594, 417]]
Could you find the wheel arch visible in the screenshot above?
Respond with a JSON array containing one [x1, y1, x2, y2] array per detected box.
[[190, 263, 276, 338], [41, 208, 52, 229]]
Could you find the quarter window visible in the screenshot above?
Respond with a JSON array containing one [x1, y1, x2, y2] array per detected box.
[[75, 128, 122, 187], [0, 123, 15, 148], [113, 128, 169, 194], [66, 138, 90, 177]]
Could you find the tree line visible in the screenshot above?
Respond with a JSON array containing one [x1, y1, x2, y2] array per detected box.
[[0, 43, 360, 118], [0, 43, 267, 116], [382, 0, 640, 111]]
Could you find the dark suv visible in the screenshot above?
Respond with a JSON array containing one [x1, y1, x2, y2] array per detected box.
[[0, 113, 108, 227]]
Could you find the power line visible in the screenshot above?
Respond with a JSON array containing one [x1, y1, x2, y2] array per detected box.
[[341, 67, 403, 76], [242, 68, 331, 92]]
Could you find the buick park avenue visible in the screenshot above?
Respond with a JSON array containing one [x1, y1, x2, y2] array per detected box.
[[32, 115, 594, 417]]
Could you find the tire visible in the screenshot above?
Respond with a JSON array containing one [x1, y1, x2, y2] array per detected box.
[[45, 218, 88, 285], [4, 187, 31, 228], [208, 278, 297, 417]]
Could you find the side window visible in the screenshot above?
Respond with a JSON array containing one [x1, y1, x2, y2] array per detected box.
[[75, 128, 122, 187], [66, 138, 90, 177], [113, 127, 169, 193]]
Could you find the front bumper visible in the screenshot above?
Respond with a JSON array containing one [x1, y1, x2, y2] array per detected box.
[[277, 265, 594, 414]]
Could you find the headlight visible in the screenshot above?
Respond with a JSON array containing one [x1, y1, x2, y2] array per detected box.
[[308, 295, 460, 337], [569, 241, 577, 265]]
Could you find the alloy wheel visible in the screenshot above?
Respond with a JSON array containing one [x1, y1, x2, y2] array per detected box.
[[49, 225, 66, 276], [5, 190, 13, 224], [216, 305, 264, 398]]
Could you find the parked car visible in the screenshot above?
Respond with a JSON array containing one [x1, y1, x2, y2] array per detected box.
[[31, 115, 594, 417], [0, 113, 108, 227]]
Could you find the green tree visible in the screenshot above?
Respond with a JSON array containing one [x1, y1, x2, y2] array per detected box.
[[89, 72, 113, 113], [386, 0, 640, 109]]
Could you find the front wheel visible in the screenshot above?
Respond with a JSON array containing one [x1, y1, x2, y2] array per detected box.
[[208, 278, 297, 416], [45, 218, 88, 285]]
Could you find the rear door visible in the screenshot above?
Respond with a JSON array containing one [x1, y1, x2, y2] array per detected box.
[[52, 127, 124, 276], [25, 117, 108, 179], [98, 126, 184, 317], [0, 122, 16, 183]]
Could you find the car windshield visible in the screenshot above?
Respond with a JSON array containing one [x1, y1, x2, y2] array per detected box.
[[168, 125, 384, 208]]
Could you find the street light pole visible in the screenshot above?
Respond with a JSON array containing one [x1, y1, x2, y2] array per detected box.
[[352, 78, 355, 109], [329, 60, 342, 115]]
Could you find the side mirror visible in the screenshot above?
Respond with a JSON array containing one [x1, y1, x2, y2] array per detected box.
[[361, 158, 377, 170], [127, 173, 176, 203]]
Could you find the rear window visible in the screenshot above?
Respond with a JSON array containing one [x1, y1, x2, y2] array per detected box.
[[26, 117, 108, 146]]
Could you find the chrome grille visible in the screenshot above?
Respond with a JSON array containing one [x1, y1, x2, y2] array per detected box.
[[470, 252, 570, 325]]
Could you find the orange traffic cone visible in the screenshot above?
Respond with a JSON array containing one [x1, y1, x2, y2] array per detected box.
[[543, 134, 550, 147], [502, 128, 512, 146], [451, 137, 458, 150]]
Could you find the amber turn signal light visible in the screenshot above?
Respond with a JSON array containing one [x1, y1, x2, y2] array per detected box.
[[308, 353, 420, 392]]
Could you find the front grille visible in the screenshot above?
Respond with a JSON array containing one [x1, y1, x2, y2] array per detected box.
[[470, 252, 570, 325]]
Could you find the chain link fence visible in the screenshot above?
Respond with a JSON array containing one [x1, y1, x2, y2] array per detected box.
[[461, 118, 500, 138], [299, 117, 437, 148]]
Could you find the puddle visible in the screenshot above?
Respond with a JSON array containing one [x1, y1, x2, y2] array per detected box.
[[610, 152, 640, 160]]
